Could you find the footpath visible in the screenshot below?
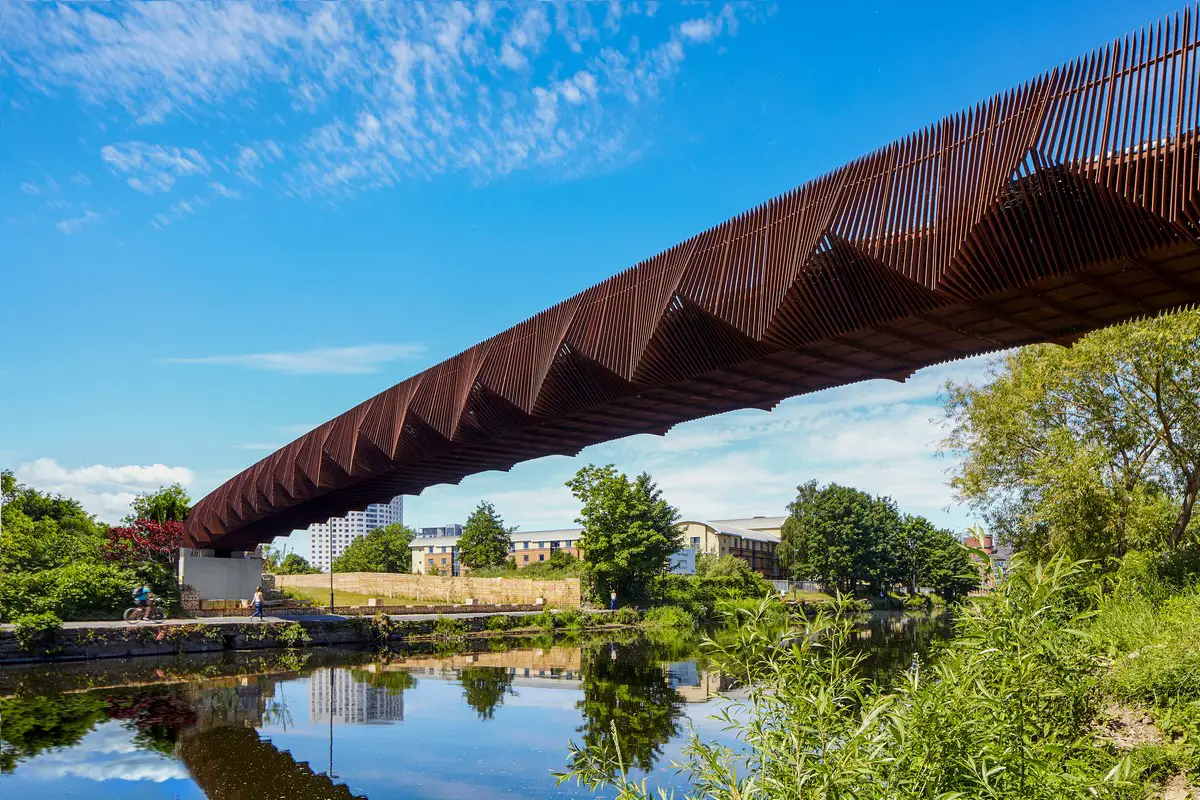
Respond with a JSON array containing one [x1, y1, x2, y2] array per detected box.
[[0, 608, 607, 665]]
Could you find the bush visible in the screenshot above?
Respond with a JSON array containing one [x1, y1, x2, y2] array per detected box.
[[14, 612, 63, 651], [646, 572, 773, 624], [555, 607, 587, 629], [903, 594, 932, 610], [486, 614, 517, 631], [614, 606, 641, 626], [0, 561, 135, 621], [642, 605, 697, 633]]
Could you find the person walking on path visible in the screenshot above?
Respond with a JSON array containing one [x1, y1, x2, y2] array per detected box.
[[252, 586, 265, 620], [609, 589, 617, 610]]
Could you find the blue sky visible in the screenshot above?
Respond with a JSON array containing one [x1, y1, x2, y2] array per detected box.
[[0, 1, 1179, 555]]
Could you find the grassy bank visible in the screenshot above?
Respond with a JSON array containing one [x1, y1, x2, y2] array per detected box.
[[280, 586, 451, 608], [563, 553, 1200, 799]]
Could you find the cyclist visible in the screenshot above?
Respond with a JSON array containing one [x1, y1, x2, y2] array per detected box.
[[131, 583, 153, 621]]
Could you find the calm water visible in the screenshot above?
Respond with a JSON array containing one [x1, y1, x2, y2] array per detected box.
[[0, 613, 950, 799]]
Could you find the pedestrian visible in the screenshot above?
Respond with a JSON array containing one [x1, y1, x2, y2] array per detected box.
[[609, 589, 617, 610], [252, 586, 265, 619]]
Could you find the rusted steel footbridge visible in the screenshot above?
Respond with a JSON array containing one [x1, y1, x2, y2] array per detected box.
[[187, 8, 1200, 551]]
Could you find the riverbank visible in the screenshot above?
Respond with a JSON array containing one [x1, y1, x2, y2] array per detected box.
[[0, 608, 619, 664]]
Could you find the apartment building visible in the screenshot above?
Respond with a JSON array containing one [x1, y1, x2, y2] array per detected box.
[[678, 518, 783, 578], [411, 528, 583, 575], [409, 514, 785, 577], [308, 495, 404, 572]]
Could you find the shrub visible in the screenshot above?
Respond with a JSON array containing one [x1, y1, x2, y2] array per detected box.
[[641, 605, 696, 633], [614, 606, 641, 626], [0, 561, 134, 621], [432, 616, 467, 640], [276, 622, 312, 649], [14, 612, 63, 651], [903, 594, 932, 610], [555, 607, 587, 629], [486, 614, 517, 631]]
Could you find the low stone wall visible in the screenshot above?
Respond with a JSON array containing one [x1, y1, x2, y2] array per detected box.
[[276, 573, 581, 607]]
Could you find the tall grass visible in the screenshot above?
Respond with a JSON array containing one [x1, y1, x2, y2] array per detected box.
[[560, 554, 1139, 800]]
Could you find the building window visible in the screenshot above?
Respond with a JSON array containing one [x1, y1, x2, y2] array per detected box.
[[691, 536, 700, 548], [427, 546, 434, 553], [441, 558, 447, 565], [522, 542, 529, 549], [538, 554, 545, 561], [523, 555, 529, 562]]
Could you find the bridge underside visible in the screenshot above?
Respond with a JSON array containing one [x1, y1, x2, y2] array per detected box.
[[187, 9, 1200, 551]]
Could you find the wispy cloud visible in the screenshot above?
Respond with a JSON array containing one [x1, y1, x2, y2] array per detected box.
[[20, 175, 59, 195], [167, 342, 425, 375], [56, 209, 100, 234], [100, 142, 209, 194], [15, 458, 195, 523], [3, 2, 767, 201]]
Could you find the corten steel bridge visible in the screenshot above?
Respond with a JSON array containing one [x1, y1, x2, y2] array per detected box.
[[187, 8, 1200, 551]]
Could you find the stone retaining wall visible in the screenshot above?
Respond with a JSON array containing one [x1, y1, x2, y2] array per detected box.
[[276, 573, 580, 607]]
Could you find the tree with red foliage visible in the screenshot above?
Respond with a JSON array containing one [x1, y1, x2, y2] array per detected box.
[[103, 519, 184, 566]]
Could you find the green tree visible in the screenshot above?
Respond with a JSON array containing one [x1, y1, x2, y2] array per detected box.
[[331, 523, 415, 573], [458, 502, 513, 571], [779, 481, 903, 593], [567, 464, 681, 602], [459, 666, 516, 720], [944, 310, 1200, 561], [123, 483, 191, 524], [1, 470, 105, 573], [276, 553, 319, 575]]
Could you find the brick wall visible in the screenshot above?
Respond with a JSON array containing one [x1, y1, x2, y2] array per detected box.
[[276, 573, 581, 607]]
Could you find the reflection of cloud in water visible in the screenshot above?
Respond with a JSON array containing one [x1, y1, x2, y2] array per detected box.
[[23, 721, 188, 783]]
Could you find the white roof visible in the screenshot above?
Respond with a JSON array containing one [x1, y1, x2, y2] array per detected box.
[[680, 520, 781, 543], [709, 515, 787, 531]]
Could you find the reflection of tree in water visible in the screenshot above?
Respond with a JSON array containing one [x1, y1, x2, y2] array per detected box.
[[0, 693, 108, 773], [349, 668, 417, 695], [458, 667, 515, 721], [572, 638, 685, 775], [854, 613, 954, 683], [107, 688, 198, 756]]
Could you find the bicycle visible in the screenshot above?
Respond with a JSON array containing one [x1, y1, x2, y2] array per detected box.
[[123, 596, 165, 623]]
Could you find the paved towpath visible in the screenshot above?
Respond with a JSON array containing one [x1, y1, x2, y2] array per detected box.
[[0, 608, 605, 632]]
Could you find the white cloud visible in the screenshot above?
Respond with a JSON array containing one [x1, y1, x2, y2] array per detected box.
[[3, 2, 766, 200], [209, 181, 241, 198], [100, 142, 209, 193], [167, 342, 426, 375], [679, 18, 719, 43], [20, 175, 59, 195], [56, 209, 100, 234], [152, 196, 202, 228], [24, 722, 190, 783], [15, 458, 195, 522]]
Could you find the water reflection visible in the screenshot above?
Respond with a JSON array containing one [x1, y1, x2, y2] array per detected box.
[[0, 613, 950, 799]]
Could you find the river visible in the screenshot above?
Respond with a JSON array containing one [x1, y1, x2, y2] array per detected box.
[[0, 612, 951, 799]]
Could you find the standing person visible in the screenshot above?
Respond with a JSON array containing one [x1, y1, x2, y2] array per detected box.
[[252, 586, 265, 620], [609, 589, 617, 610]]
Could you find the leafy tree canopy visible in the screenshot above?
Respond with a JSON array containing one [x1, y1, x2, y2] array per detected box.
[[1, 470, 105, 573], [458, 501, 513, 571], [459, 666, 515, 720], [124, 483, 191, 525], [567, 464, 680, 601], [778, 481, 902, 593], [944, 310, 1200, 561], [277, 553, 319, 575], [332, 523, 415, 573]]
